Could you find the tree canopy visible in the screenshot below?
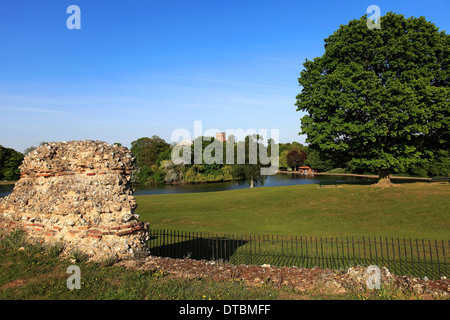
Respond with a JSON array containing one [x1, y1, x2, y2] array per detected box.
[[295, 12, 449, 183], [231, 135, 267, 188], [0, 145, 24, 181], [286, 149, 307, 170], [131, 135, 171, 168]]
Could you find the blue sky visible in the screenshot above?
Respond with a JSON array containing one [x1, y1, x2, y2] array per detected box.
[[1, 0, 448, 153]]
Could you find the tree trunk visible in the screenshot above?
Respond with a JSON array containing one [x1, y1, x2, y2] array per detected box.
[[250, 177, 254, 188], [376, 169, 393, 186]]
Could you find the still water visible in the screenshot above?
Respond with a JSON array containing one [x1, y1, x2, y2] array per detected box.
[[132, 173, 376, 195], [0, 174, 426, 198]]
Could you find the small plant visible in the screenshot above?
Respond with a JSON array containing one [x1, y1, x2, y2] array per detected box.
[[0, 229, 27, 251], [229, 268, 241, 279], [183, 251, 192, 259], [68, 249, 89, 263], [45, 242, 65, 259], [99, 255, 119, 267], [133, 249, 149, 261]]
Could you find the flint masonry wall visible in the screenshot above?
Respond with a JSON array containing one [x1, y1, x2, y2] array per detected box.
[[0, 140, 149, 261]]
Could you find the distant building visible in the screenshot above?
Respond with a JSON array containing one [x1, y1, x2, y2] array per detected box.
[[298, 166, 314, 175], [177, 139, 193, 146], [215, 132, 226, 143]]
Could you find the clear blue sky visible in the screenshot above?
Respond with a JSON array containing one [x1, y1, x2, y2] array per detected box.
[[1, 0, 448, 153]]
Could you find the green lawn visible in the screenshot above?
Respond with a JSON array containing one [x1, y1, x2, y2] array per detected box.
[[0, 230, 288, 300], [2, 182, 448, 300], [0, 230, 430, 300], [136, 182, 450, 240]]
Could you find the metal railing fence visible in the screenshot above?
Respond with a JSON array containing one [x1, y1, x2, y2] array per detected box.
[[148, 229, 449, 280]]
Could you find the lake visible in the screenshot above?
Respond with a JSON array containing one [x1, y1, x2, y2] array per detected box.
[[0, 173, 427, 198]]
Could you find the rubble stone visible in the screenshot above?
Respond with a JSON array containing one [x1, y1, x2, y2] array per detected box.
[[0, 140, 149, 262]]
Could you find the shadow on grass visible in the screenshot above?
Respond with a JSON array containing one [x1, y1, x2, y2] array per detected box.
[[148, 235, 248, 261]]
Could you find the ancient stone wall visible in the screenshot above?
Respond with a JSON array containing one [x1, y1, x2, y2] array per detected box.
[[0, 140, 149, 261]]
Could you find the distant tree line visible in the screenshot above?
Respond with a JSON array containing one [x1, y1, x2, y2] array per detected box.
[[130, 134, 449, 184], [130, 134, 274, 188], [0, 145, 24, 181], [1, 132, 446, 184]]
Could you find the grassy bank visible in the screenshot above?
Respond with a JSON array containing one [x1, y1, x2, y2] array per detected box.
[[136, 182, 450, 240], [2, 182, 448, 300], [0, 181, 17, 185], [0, 230, 430, 300], [0, 230, 291, 300]]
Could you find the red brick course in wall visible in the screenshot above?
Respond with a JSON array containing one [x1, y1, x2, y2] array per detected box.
[[20, 167, 133, 179], [1, 140, 150, 261], [18, 220, 146, 240]]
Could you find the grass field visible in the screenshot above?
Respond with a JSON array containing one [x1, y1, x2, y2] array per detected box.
[[0, 230, 290, 300], [0, 230, 430, 300], [1, 182, 448, 300], [136, 182, 450, 240]]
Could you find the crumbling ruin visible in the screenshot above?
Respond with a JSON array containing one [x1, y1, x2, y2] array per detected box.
[[0, 140, 149, 261]]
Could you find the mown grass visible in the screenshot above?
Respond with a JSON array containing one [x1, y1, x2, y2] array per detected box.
[[136, 182, 450, 240], [2, 182, 448, 300], [0, 230, 428, 300], [0, 230, 286, 300]]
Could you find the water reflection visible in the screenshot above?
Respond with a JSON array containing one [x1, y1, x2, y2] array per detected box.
[[0, 184, 15, 198], [133, 174, 379, 196], [0, 174, 428, 198]]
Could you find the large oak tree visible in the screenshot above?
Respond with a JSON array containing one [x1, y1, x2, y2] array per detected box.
[[295, 12, 449, 184]]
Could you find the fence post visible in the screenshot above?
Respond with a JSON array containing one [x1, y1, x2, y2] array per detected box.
[[422, 239, 427, 278], [397, 238, 402, 275], [403, 238, 408, 276], [147, 229, 448, 280], [435, 240, 441, 277], [187, 231, 190, 259], [442, 240, 447, 277], [321, 237, 325, 269], [303, 236, 307, 268], [391, 237, 396, 274], [248, 234, 252, 265], [158, 229, 164, 253], [174, 230, 177, 258], [429, 239, 434, 279], [215, 233, 219, 262], [416, 238, 421, 278], [330, 237, 334, 269], [303, 236, 306, 267], [384, 237, 389, 271], [182, 230, 186, 259], [314, 236, 318, 268], [409, 238, 414, 277], [362, 236, 366, 266], [258, 234, 261, 265], [290, 235, 294, 266], [161, 229, 165, 256], [373, 236, 377, 267], [276, 235, 280, 266]]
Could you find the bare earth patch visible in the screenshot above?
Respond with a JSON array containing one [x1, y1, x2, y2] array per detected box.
[[1, 279, 27, 290], [118, 255, 449, 299]]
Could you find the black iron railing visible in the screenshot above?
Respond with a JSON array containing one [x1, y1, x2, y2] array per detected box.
[[148, 229, 449, 280]]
